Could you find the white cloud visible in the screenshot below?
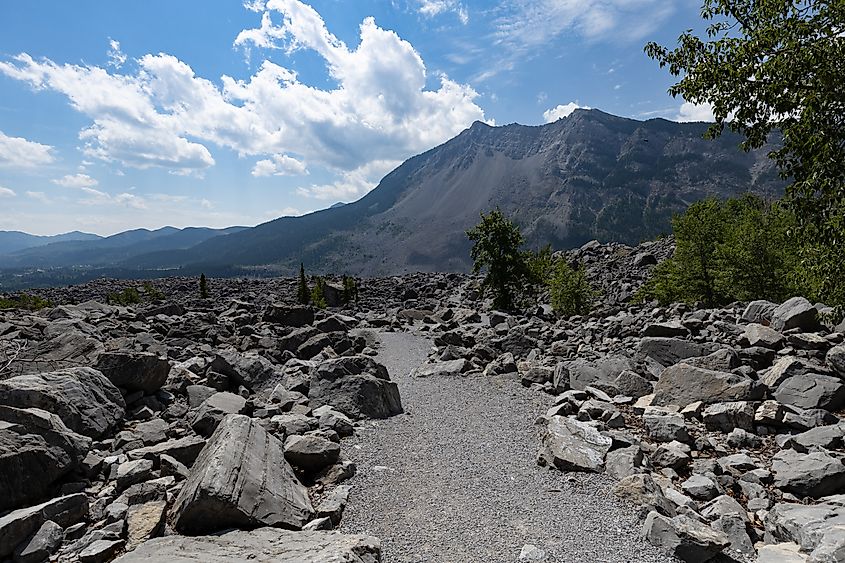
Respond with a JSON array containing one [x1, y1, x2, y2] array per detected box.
[[200, 198, 213, 209], [26, 191, 51, 204], [496, 0, 677, 55], [0, 187, 16, 198], [297, 159, 400, 201], [417, 1, 469, 24], [251, 154, 308, 176], [77, 187, 148, 209], [114, 193, 147, 209], [52, 173, 99, 188], [675, 101, 715, 122], [0, 130, 55, 168], [107, 39, 127, 68], [543, 101, 590, 122], [1, 0, 486, 191]]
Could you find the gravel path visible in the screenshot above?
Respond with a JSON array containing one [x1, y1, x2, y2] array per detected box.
[[340, 331, 675, 563]]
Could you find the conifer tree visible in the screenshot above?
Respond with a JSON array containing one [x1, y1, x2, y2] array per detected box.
[[199, 273, 209, 299], [297, 263, 310, 305]]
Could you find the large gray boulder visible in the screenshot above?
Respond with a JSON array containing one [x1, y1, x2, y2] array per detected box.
[[642, 511, 729, 562], [827, 344, 845, 379], [263, 305, 314, 327], [767, 498, 845, 561], [559, 356, 632, 391], [0, 407, 91, 511], [638, 338, 717, 367], [0, 494, 88, 559], [171, 414, 313, 534], [771, 297, 820, 332], [4, 330, 103, 377], [0, 367, 124, 438], [537, 416, 611, 472], [772, 449, 845, 498], [652, 363, 764, 407], [741, 300, 778, 324], [741, 323, 785, 349], [308, 356, 402, 420], [774, 373, 845, 411], [95, 351, 171, 393], [209, 349, 284, 393], [113, 528, 381, 562], [191, 392, 247, 437]]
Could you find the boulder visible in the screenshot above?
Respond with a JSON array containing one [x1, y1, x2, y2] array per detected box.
[[771, 297, 819, 332], [775, 374, 845, 411], [613, 474, 675, 517], [0, 407, 91, 511], [682, 349, 740, 373], [191, 392, 247, 437], [827, 344, 845, 379], [537, 416, 611, 472], [209, 350, 284, 393], [283, 435, 341, 474], [741, 323, 785, 349], [0, 367, 125, 438], [113, 528, 381, 562], [95, 351, 170, 393], [614, 370, 653, 398], [263, 305, 314, 327], [741, 300, 778, 324], [14, 519, 63, 563], [0, 493, 88, 559], [171, 415, 313, 534], [5, 330, 103, 376], [653, 363, 764, 407], [638, 338, 717, 367], [561, 356, 632, 391], [127, 435, 206, 467], [772, 449, 845, 498], [413, 359, 467, 378], [643, 322, 688, 338], [308, 356, 402, 420], [642, 511, 729, 562], [702, 402, 755, 432]]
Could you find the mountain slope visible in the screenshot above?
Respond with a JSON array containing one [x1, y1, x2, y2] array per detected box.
[[2, 226, 247, 269], [130, 109, 782, 276], [0, 230, 101, 255]]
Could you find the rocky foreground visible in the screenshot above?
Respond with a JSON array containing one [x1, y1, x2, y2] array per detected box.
[[0, 238, 844, 562]]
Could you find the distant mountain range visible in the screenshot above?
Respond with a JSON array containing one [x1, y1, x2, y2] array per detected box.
[[0, 230, 101, 255], [0, 109, 784, 289]]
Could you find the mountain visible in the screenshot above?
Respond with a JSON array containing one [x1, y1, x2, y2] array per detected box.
[[1, 226, 248, 269], [0, 230, 101, 255], [127, 109, 783, 276]]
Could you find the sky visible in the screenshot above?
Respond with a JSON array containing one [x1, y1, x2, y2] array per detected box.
[[0, 0, 714, 236]]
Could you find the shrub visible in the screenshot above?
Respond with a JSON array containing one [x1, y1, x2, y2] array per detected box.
[[199, 273, 210, 299], [466, 208, 532, 310], [142, 282, 165, 302], [108, 288, 141, 306], [310, 277, 327, 309], [0, 293, 52, 310], [549, 260, 597, 317], [342, 275, 358, 304]]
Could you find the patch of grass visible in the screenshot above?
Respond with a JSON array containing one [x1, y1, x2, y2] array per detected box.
[[0, 293, 52, 311]]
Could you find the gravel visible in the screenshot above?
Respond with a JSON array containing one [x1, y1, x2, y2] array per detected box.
[[340, 331, 676, 563]]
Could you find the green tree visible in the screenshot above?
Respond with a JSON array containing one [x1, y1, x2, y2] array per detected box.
[[466, 208, 532, 310], [549, 260, 597, 317], [199, 273, 209, 299], [672, 198, 727, 307], [310, 277, 327, 309], [297, 264, 310, 305], [527, 244, 554, 288], [342, 275, 358, 304], [645, 0, 845, 315]]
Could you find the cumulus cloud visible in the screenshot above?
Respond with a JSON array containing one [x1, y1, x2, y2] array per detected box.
[[0, 130, 55, 168], [0, 187, 16, 197], [543, 101, 590, 122], [675, 101, 715, 122], [251, 154, 308, 177], [417, 1, 469, 24], [77, 187, 147, 209], [52, 173, 99, 188], [296, 159, 400, 201], [0, 0, 486, 190]]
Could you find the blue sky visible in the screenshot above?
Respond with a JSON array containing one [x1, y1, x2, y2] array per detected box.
[[0, 0, 713, 236]]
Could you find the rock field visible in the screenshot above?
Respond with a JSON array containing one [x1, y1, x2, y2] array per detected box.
[[0, 237, 844, 562]]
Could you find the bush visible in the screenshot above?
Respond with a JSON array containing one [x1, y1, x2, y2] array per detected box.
[[108, 288, 142, 306], [0, 293, 52, 311], [199, 273, 210, 299], [466, 208, 532, 310], [142, 282, 165, 302], [636, 195, 801, 306], [342, 275, 358, 304], [549, 260, 597, 317], [310, 277, 327, 309]]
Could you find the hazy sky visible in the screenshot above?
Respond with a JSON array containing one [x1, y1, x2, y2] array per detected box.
[[0, 0, 712, 236]]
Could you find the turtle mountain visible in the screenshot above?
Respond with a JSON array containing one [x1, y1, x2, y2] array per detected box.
[[10, 109, 783, 281]]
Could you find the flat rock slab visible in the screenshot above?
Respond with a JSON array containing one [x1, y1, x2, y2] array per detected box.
[[171, 414, 313, 534], [652, 363, 764, 407], [114, 528, 381, 563], [538, 415, 612, 472]]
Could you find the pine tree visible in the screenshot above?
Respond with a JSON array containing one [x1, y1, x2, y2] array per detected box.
[[297, 263, 310, 305], [199, 273, 209, 299]]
